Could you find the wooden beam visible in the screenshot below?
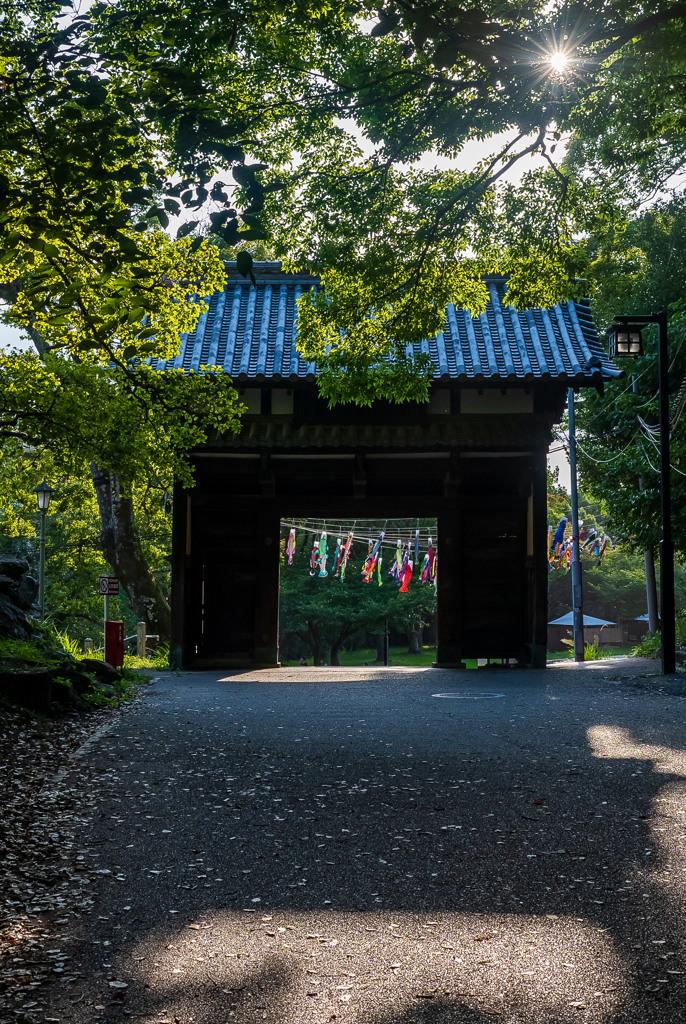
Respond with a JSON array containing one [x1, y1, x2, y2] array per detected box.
[[169, 482, 187, 669], [253, 504, 281, 667]]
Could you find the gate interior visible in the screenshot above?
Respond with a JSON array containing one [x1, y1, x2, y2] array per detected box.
[[172, 448, 546, 669]]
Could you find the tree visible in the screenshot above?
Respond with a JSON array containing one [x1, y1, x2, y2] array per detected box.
[[0, 459, 172, 645], [569, 199, 686, 556], [0, 0, 357, 629], [584, 196, 686, 328], [0, 333, 242, 639]]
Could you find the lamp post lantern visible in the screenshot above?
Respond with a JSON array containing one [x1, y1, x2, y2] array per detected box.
[[33, 479, 54, 621], [609, 313, 674, 675]]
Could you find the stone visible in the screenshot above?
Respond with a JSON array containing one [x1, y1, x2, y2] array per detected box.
[[0, 668, 53, 714], [0, 593, 33, 639], [52, 666, 98, 695], [79, 658, 122, 683], [11, 575, 39, 611], [0, 556, 30, 580]]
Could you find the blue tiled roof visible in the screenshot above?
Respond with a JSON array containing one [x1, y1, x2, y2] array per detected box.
[[153, 262, 618, 383]]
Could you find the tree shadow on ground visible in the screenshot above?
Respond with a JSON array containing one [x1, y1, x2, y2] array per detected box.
[[36, 670, 686, 1023]]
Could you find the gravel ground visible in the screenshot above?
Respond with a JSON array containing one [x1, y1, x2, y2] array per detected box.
[[3, 660, 686, 1024]]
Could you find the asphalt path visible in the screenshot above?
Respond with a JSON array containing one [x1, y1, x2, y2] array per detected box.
[[35, 662, 686, 1024]]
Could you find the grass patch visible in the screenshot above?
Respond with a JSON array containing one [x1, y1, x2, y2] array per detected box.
[[0, 635, 60, 667], [283, 646, 438, 668]]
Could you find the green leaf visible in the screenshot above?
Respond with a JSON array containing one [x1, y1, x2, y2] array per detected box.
[[236, 250, 253, 279], [176, 221, 198, 239]]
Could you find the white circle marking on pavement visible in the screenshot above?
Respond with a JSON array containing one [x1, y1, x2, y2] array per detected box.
[[432, 692, 505, 699]]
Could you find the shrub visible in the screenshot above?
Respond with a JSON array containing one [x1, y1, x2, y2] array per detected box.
[[561, 635, 612, 661], [633, 611, 686, 659]]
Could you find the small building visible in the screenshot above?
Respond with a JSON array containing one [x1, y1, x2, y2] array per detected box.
[[626, 613, 651, 644], [548, 612, 620, 651], [168, 262, 619, 670]]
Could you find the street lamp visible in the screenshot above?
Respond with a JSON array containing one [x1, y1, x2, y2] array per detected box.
[[33, 479, 53, 621], [608, 323, 644, 359], [609, 313, 674, 674]]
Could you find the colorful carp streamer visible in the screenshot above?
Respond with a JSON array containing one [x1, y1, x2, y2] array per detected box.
[[362, 532, 384, 583], [286, 528, 296, 566], [339, 532, 354, 580], [288, 524, 437, 591], [317, 532, 328, 577], [332, 537, 343, 576], [548, 519, 620, 570], [309, 533, 320, 576], [390, 540, 413, 592], [421, 537, 437, 586], [309, 531, 329, 577]]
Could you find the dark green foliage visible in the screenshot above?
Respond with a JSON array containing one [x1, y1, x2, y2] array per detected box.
[[572, 198, 686, 554]]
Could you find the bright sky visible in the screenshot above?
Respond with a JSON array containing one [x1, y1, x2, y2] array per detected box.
[[0, 318, 30, 352], [548, 442, 572, 492]]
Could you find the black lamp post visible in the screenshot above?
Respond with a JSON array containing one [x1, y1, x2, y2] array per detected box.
[[33, 479, 54, 621], [609, 313, 675, 675]]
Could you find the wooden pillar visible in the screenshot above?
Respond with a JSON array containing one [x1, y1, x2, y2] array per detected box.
[[252, 504, 281, 666], [169, 481, 188, 670], [529, 449, 548, 668], [434, 454, 464, 667]]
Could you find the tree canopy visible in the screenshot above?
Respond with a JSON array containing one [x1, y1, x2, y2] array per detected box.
[[3, 0, 686, 403]]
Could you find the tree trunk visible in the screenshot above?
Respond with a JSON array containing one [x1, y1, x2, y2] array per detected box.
[[375, 632, 385, 663], [422, 611, 437, 646], [644, 547, 659, 632], [331, 625, 358, 667], [91, 466, 171, 641], [407, 629, 421, 654], [293, 622, 324, 665], [307, 620, 323, 665]]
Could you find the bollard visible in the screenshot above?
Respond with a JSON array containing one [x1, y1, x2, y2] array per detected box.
[[137, 621, 146, 659], [84, 637, 93, 653], [105, 620, 124, 668]]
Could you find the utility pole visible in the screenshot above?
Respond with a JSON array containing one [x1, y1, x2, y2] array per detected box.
[[657, 312, 675, 674], [568, 388, 584, 662], [634, 376, 660, 634]]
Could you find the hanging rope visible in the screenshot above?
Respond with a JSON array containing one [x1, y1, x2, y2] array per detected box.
[[282, 518, 437, 552]]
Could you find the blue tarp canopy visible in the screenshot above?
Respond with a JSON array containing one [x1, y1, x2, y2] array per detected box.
[[548, 612, 617, 627]]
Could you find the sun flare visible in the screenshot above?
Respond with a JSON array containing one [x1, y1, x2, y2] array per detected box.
[[549, 51, 569, 74]]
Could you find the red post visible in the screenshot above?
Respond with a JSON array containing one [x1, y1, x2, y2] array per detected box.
[[105, 620, 124, 669]]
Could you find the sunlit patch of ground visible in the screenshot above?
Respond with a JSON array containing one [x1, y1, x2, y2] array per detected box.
[[589, 725, 686, 933], [114, 910, 628, 1023]]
